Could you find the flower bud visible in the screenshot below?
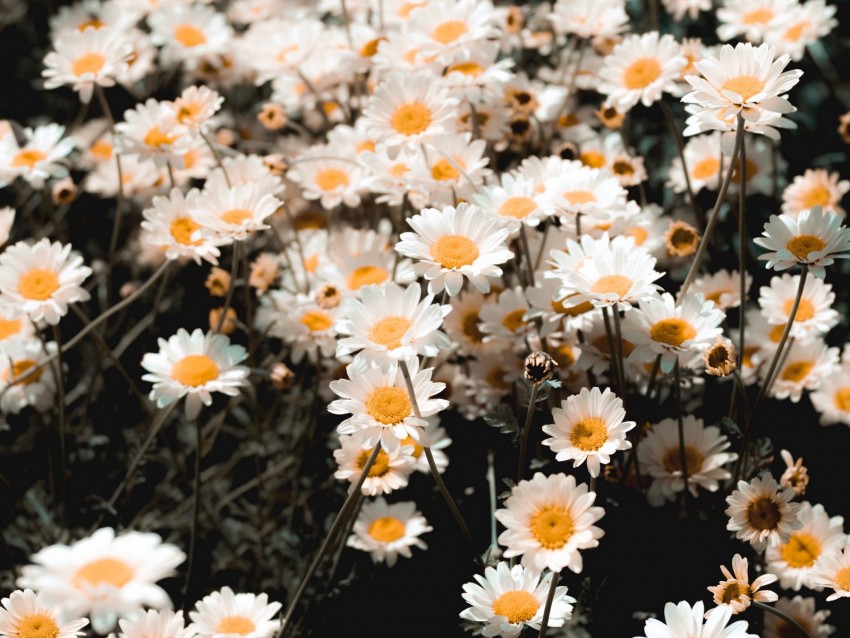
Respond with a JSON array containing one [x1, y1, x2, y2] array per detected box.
[[524, 351, 557, 385]]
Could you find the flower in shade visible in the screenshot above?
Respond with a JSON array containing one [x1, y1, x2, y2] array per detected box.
[[191, 182, 282, 243], [118, 610, 195, 638], [0, 337, 57, 415], [347, 497, 432, 567], [188, 587, 281, 638], [635, 601, 757, 638], [333, 431, 416, 496], [778, 449, 809, 496], [767, 338, 838, 403], [811, 544, 850, 601], [781, 168, 849, 219], [726, 475, 801, 551], [810, 359, 850, 427], [459, 562, 575, 638], [707, 554, 777, 616], [758, 273, 839, 341], [763, 596, 835, 638], [0, 589, 88, 638]]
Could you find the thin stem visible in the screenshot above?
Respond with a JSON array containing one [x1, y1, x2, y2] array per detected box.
[[601, 306, 623, 396], [673, 360, 692, 518], [611, 308, 628, 408], [49, 325, 67, 522], [215, 242, 240, 334], [182, 416, 203, 609], [737, 133, 748, 382], [752, 601, 811, 638], [660, 100, 703, 230], [516, 383, 540, 484], [519, 224, 536, 287], [200, 129, 231, 187], [537, 571, 561, 638], [95, 85, 125, 305]]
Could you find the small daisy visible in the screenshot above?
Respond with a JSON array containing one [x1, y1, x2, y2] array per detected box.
[[396, 203, 513, 296], [707, 554, 777, 615], [768, 338, 838, 402], [758, 274, 839, 341], [254, 290, 339, 364], [191, 182, 282, 242], [717, 0, 798, 43], [692, 270, 751, 311], [811, 544, 850, 601], [0, 337, 57, 415], [287, 152, 363, 210], [442, 288, 501, 356], [763, 596, 835, 638], [810, 360, 850, 427], [542, 387, 635, 478], [167, 85, 223, 132], [598, 31, 686, 112], [638, 416, 737, 507], [0, 124, 74, 189], [0, 238, 91, 326], [17, 527, 185, 634], [188, 587, 281, 638], [141, 328, 250, 419], [459, 562, 575, 638], [478, 287, 531, 347], [726, 475, 801, 550], [0, 589, 88, 638], [781, 169, 849, 219], [347, 497, 432, 567], [115, 98, 192, 168], [334, 431, 416, 496], [495, 472, 605, 574], [148, 4, 232, 68], [140, 188, 222, 265], [118, 610, 195, 638], [636, 601, 757, 638]]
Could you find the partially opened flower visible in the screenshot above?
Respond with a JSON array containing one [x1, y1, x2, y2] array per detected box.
[[0, 589, 88, 638], [707, 554, 777, 615], [726, 475, 801, 550], [347, 497, 432, 567], [188, 587, 281, 638]]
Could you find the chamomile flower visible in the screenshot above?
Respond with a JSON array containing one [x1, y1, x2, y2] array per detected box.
[[17, 528, 185, 634], [0, 590, 88, 638], [707, 554, 777, 615], [635, 601, 757, 638], [781, 169, 849, 219], [548, 0, 629, 40], [0, 238, 91, 326], [764, 0, 838, 61], [396, 203, 513, 296], [726, 475, 801, 550], [254, 290, 339, 364], [167, 85, 223, 132], [478, 287, 531, 347], [810, 360, 850, 427], [543, 166, 635, 225], [692, 270, 751, 311], [0, 124, 74, 188], [716, 0, 798, 43], [116, 98, 192, 168], [118, 610, 195, 638], [542, 387, 635, 478], [191, 182, 282, 242], [188, 587, 281, 638], [598, 32, 686, 112], [407, 0, 498, 62], [333, 430, 416, 496], [141, 328, 250, 419], [0, 337, 57, 415], [460, 562, 575, 638], [758, 274, 839, 341], [763, 596, 835, 638], [495, 472, 605, 574], [42, 26, 132, 103], [811, 544, 850, 601], [287, 153, 363, 210], [140, 188, 222, 265], [768, 338, 838, 403], [347, 497, 432, 567], [148, 4, 232, 69], [474, 174, 551, 233]]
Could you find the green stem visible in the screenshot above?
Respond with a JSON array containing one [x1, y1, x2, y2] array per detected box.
[[516, 383, 540, 484]]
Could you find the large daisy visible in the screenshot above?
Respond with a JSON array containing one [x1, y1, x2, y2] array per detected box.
[[726, 475, 801, 550], [781, 168, 849, 219], [188, 587, 281, 638], [758, 273, 839, 341], [0, 590, 87, 638], [347, 497, 432, 567]]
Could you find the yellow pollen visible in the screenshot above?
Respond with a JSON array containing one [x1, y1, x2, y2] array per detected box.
[[355, 140, 376, 154], [650, 318, 697, 347], [431, 158, 461, 181], [530, 505, 574, 549], [215, 616, 256, 636], [299, 310, 333, 332], [502, 309, 527, 333], [461, 312, 485, 343], [834, 387, 850, 412], [623, 57, 662, 90], [365, 386, 412, 425], [835, 567, 850, 591], [492, 590, 540, 625], [743, 8, 774, 23], [143, 126, 176, 148], [170, 217, 201, 245], [314, 167, 350, 191], [220, 208, 253, 225], [780, 360, 813, 383], [16, 615, 59, 638], [430, 234, 479, 269], [553, 344, 576, 369], [662, 445, 703, 474], [347, 265, 388, 290], [747, 496, 782, 531], [368, 516, 406, 542], [90, 139, 112, 161], [612, 160, 634, 176], [19, 268, 59, 300], [447, 62, 484, 77], [570, 417, 608, 451], [74, 557, 134, 588], [590, 274, 633, 298], [71, 52, 106, 77], [626, 226, 649, 245], [786, 235, 826, 261], [369, 316, 412, 350], [665, 222, 701, 257], [78, 18, 105, 30], [360, 37, 384, 58], [692, 157, 721, 181], [390, 103, 432, 136], [431, 20, 469, 44], [720, 582, 750, 604], [171, 354, 219, 387], [580, 150, 606, 169], [722, 76, 765, 101], [784, 298, 815, 322], [780, 532, 822, 568], [499, 197, 537, 219], [801, 185, 832, 209], [0, 317, 22, 340], [174, 23, 207, 47], [11, 149, 47, 168], [357, 448, 391, 477], [3, 359, 43, 385], [389, 163, 409, 177], [705, 290, 728, 306], [399, 435, 423, 458], [784, 20, 810, 42], [562, 190, 596, 205]]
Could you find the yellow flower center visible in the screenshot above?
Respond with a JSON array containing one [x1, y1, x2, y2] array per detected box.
[[0, 317, 22, 340], [780, 360, 813, 383], [461, 311, 485, 343], [11, 149, 47, 168], [431, 20, 468, 44], [555, 294, 595, 317], [692, 157, 721, 181], [626, 226, 649, 245], [720, 581, 750, 604], [834, 387, 850, 412], [357, 448, 391, 477], [215, 616, 255, 635], [314, 168, 350, 192], [623, 57, 662, 90], [722, 76, 765, 101], [743, 8, 774, 24], [19, 268, 60, 300], [369, 316, 412, 350], [74, 557, 134, 588], [492, 590, 540, 624], [447, 62, 484, 77], [666, 222, 701, 257], [299, 310, 333, 332], [78, 18, 105, 30], [175, 102, 201, 124], [430, 234, 479, 269], [562, 190, 596, 205], [368, 516, 406, 542], [365, 386, 411, 425], [650, 318, 697, 347], [612, 160, 635, 176], [784, 298, 815, 322], [590, 274, 633, 299], [661, 445, 703, 474], [170, 217, 201, 245], [71, 52, 106, 77], [580, 150, 606, 169], [705, 290, 728, 306], [389, 163, 409, 177], [570, 417, 608, 451], [355, 140, 376, 154], [390, 103, 432, 136], [530, 505, 574, 550], [3, 359, 42, 385], [347, 265, 388, 290], [171, 354, 219, 387], [220, 208, 253, 225], [143, 126, 176, 148], [16, 615, 59, 638], [431, 158, 461, 181], [499, 196, 537, 219], [784, 20, 810, 42], [801, 185, 832, 209], [780, 532, 822, 568], [399, 435, 423, 458], [360, 38, 384, 58], [174, 23, 207, 47], [90, 139, 113, 161], [835, 566, 850, 591], [786, 235, 826, 261], [501, 309, 527, 333], [747, 496, 782, 531]]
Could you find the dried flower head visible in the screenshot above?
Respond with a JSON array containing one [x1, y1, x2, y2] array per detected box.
[[524, 351, 557, 385], [596, 105, 625, 129], [839, 111, 850, 144], [209, 307, 237, 335], [258, 102, 287, 130], [779, 449, 809, 496], [269, 362, 295, 391], [205, 267, 231, 297], [51, 177, 76, 205], [705, 338, 738, 377], [664, 220, 701, 257]]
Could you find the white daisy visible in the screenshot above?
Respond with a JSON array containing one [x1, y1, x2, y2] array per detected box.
[[811, 544, 850, 601], [406, 0, 498, 63], [140, 188, 222, 265], [495, 472, 605, 574], [207, 154, 284, 197], [333, 431, 416, 496], [548, 0, 629, 40], [525, 278, 597, 338], [474, 173, 551, 233], [635, 601, 757, 638], [707, 554, 778, 616], [692, 270, 751, 311], [0, 124, 74, 189], [763, 596, 836, 638], [717, 0, 798, 43], [764, 0, 838, 61], [0, 589, 88, 638], [118, 610, 195, 638], [347, 497, 432, 567], [758, 274, 839, 341], [167, 85, 224, 132], [254, 290, 339, 364], [0, 337, 57, 415], [810, 360, 850, 427], [781, 168, 849, 219], [188, 587, 281, 638], [478, 287, 531, 347], [442, 288, 501, 356], [415, 134, 491, 206], [726, 475, 802, 550], [141, 328, 250, 419], [287, 150, 364, 210], [148, 4, 232, 69], [768, 338, 839, 403], [543, 165, 635, 225], [115, 98, 192, 168], [191, 182, 282, 243]]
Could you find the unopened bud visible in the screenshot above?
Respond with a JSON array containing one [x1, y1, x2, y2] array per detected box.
[[704, 338, 737, 377], [524, 351, 557, 385], [119, 282, 138, 299], [258, 102, 287, 131], [315, 283, 342, 309], [263, 153, 288, 177], [270, 362, 295, 390], [52, 177, 77, 205], [215, 128, 237, 147], [205, 267, 231, 297]]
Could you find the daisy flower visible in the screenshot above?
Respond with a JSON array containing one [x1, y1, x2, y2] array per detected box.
[[668, 133, 727, 195], [140, 188, 222, 265], [406, 0, 498, 62], [167, 85, 223, 132], [764, 0, 838, 61], [548, 0, 629, 40], [0, 238, 91, 326], [475, 174, 551, 233], [692, 270, 751, 311], [287, 152, 364, 210], [542, 387, 635, 478], [495, 472, 605, 574], [0, 337, 57, 415], [459, 562, 575, 638], [141, 328, 250, 419], [810, 360, 850, 427], [118, 610, 195, 638], [543, 165, 635, 225], [0, 124, 74, 189], [717, 0, 798, 43], [778, 449, 809, 496], [188, 587, 281, 638], [662, 0, 712, 21], [116, 98, 192, 168], [395, 203, 513, 296], [0, 309, 34, 347], [207, 154, 284, 197], [598, 32, 686, 112], [362, 73, 459, 150], [726, 475, 801, 550], [707, 554, 777, 615], [781, 168, 849, 219], [334, 282, 451, 371], [401, 419, 452, 474], [766, 501, 847, 591], [328, 357, 448, 451], [624, 292, 725, 374], [17, 527, 185, 634], [638, 416, 737, 507], [347, 497, 432, 567], [334, 431, 416, 496], [763, 596, 835, 638], [442, 288, 501, 356], [0, 590, 88, 638], [478, 287, 531, 347], [525, 278, 597, 338], [758, 274, 839, 341], [754, 207, 850, 278], [191, 182, 282, 243], [768, 338, 839, 402], [811, 544, 850, 601], [254, 290, 339, 364], [635, 601, 757, 638], [416, 134, 491, 206], [148, 4, 231, 68]]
